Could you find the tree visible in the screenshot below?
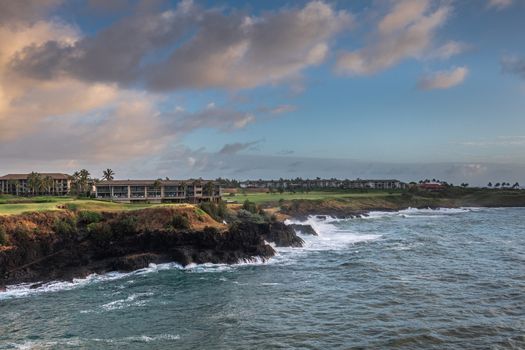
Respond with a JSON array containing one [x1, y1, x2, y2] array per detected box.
[[102, 169, 115, 181], [495, 183, 500, 188], [487, 182, 492, 188], [203, 181, 214, 197], [71, 169, 91, 195], [42, 175, 54, 195], [27, 172, 42, 196]]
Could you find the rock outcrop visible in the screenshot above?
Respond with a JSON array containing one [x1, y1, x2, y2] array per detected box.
[[0, 210, 302, 288], [288, 224, 318, 236]]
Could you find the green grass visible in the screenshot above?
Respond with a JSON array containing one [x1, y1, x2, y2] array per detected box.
[[228, 191, 399, 204], [0, 197, 187, 216]]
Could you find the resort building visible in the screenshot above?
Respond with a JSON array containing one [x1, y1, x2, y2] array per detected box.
[[94, 179, 222, 203], [239, 178, 408, 191], [344, 179, 408, 190], [0, 173, 71, 196]]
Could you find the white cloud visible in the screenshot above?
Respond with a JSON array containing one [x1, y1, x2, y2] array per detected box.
[[418, 66, 468, 90], [335, 0, 456, 76], [11, 1, 352, 91], [487, 0, 513, 10]]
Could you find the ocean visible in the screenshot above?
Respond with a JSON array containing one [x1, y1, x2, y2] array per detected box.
[[1, 207, 524, 349]]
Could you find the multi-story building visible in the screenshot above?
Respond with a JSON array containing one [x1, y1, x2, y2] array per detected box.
[[94, 180, 221, 203], [0, 173, 71, 196], [239, 178, 407, 191]]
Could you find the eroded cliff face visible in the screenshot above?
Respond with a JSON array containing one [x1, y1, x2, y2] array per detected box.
[[0, 208, 302, 288]]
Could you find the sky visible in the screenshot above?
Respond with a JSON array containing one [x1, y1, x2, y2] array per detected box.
[[0, 0, 524, 185]]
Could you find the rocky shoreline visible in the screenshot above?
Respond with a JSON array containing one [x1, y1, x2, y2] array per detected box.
[[0, 208, 304, 289]]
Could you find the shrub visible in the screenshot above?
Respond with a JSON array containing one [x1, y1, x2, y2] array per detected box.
[[54, 217, 77, 237], [200, 201, 229, 221], [87, 222, 113, 243], [200, 202, 218, 220], [171, 214, 190, 230], [242, 200, 258, 214], [65, 203, 79, 211], [11, 226, 31, 244], [0, 227, 9, 246], [77, 211, 103, 225], [111, 215, 138, 236]]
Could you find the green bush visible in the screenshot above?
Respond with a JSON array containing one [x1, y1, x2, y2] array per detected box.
[[11, 226, 31, 244], [242, 200, 258, 214], [65, 203, 79, 211], [54, 217, 76, 237], [0, 227, 9, 246], [199, 201, 229, 221], [171, 214, 190, 230], [87, 222, 113, 243], [77, 211, 103, 225], [111, 215, 138, 236]]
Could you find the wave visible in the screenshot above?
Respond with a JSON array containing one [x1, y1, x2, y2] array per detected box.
[[1, 334, 180, 349], [0, 258, 275, 301], [362, 207, 479, 219], [284, 215, 381, 252]]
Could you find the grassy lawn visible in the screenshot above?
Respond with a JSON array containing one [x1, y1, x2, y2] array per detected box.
[[0, 196, 187, 216], [227, 191, 399, 204]]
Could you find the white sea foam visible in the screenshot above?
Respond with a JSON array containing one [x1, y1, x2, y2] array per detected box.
[[1, 334, 181, 349], [284, 215, 381, 252], [362, 207, 476, 219], [0, 258, 275, 300]]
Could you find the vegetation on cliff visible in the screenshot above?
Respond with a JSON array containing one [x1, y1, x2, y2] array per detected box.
[[0, 203, 302, 288]]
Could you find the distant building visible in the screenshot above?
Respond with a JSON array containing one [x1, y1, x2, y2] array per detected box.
[[344, 179, 408, 190], [418, 183, 446, 191], [0, 173, 71, 196], [94, 179, 221, 203], [239, 178, 408, 190]]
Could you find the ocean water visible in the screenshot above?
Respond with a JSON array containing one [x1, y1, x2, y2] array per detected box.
[[1, 207, 524, 349]]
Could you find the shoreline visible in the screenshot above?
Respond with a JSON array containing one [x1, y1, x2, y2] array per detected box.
[[1, 190, 525, 290]]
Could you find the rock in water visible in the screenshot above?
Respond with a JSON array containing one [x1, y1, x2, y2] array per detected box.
[[288, 224, 318, 236]]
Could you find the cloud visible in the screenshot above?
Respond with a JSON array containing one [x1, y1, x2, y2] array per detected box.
[[257, 104, 297, 115], [336, 0, 455, 76], [0, 0, 61, 24], [164, 103, 256, 134], [458, 136, 525, 147], [487, 0, 513, 10], [153, 146, 525, 186], [428, 41, 469, 60], [417, 66, 468, 90], [501, 56, 525, 79], [10, 1, 351, 91], [218, 140, 262, 155]]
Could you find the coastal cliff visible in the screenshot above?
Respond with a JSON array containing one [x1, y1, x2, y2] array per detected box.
[[278, 189, 525, 218], [0, 207, 302, 288]]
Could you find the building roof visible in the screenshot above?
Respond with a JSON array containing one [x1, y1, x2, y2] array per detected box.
[[95, 179, 216, 186], [0, 173, 70, 180]]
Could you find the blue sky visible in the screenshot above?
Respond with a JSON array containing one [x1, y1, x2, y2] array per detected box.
[[0, 0, 524, 184]]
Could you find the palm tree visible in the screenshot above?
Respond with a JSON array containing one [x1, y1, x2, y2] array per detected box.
[[79, 169, 91, 194], [203, 181, 214, 197], [42, 176, 54, 195], [102, 169, 115, 181], [27, 172, 42, 196]]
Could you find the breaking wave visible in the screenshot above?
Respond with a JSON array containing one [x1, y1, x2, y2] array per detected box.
[[284, 215, 382, 252], [0, 258, 270, 301], [363, 207, 480, 219]]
